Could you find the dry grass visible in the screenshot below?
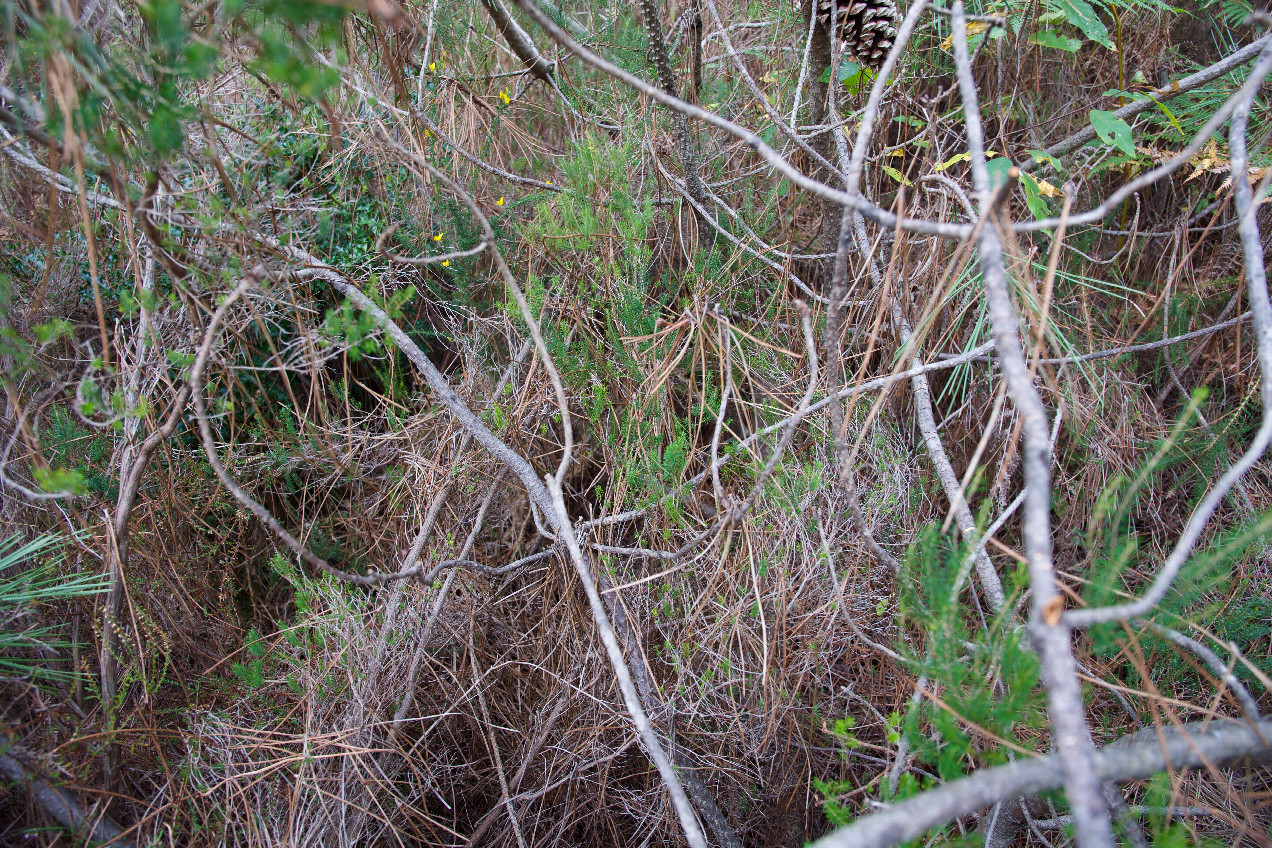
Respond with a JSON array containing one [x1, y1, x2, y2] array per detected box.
[[1, 0, 1270, 846]]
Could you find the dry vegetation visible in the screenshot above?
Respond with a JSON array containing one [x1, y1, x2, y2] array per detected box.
[[1, 0, 1271, 846]]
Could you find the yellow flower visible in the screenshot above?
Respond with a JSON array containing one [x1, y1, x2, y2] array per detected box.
[[499, 90, 510, 105], [433, 232, 444, 242], [442, 260, 450, 267], [496, 196, 505, 207], [546, 180, 552, 185], [428, 62, 436, 72]]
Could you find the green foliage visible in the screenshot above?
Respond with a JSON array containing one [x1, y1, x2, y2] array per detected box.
[[1082, 391, 1268, 625], [6, 0, 350, 165], [0, 534, 109, 687], [820, 58, 876, 95], [896, 527, 1044, 778], [322, 296, 387, 362], [230, 628, 268, 689], [39, 407, 113, 498]]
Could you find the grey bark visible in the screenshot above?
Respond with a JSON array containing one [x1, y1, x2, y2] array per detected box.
[[811, 717, 1272, 848]]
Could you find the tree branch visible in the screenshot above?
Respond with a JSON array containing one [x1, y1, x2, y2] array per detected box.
[[809, 717, 1272, 848]]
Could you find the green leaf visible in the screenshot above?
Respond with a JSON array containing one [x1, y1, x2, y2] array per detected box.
[[33, 467, 88, 496], [987, 156, 1014, 189], [1027, 149, 1063, 171], [821, 58, 875, 94], [149, 102, 185, 156], [1030, 30, 1083, 51], [933, 151, 970, 171], [836, 59, 862, 82], [1151, 100, 1185, 139], [881, 164, 912, 186], [33, 319, 72, 345], [1053, 0, 1113, 48], [1089, 109, 1135, 156], [1019, 172, 1052, 219]]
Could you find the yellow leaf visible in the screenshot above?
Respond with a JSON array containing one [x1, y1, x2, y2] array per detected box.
[[1020, 172, 1060, 198], [933, 150, 994, 171], [934, 152, 970, 171], [940, 21, 988, 51], [1035, 178, 1059, 197]]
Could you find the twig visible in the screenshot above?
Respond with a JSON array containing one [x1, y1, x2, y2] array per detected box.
[[1019, 41, 1272, 234], [510, 0, 974, 239], [377, 129, 575, 485], [1023, 33, 1272, 169], [639, 0, 710, 213], [945, 312, 1254, 365], [1141, 620, 1261, 720]]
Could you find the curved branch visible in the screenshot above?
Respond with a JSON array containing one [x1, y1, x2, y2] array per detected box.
[[1065, 39, 1272, 628], [1023, 33, 1272, 170]]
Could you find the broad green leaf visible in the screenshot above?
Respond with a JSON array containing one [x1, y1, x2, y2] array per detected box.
[[1019, 172, 1053, 219], [987, 157, 1014, 189], [1053, 0, 1113, 48], [1027, 149, 1063, 171], [1031, 30, 1083, 51], [823, 59, 875, 94], [1089, 109, 1135, 156], [837, 59, 863, 82]]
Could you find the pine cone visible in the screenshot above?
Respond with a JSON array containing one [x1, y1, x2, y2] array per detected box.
[[813, 0, 899, 69]]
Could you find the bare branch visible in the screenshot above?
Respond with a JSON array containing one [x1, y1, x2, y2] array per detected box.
[[479, 0, 556, 83], [1024, 33, 1272, 168], [544, 476, 709, 848], [0, 738, 136, 848], [510, 0, 974, 239], [950, 4, 1112, 843]]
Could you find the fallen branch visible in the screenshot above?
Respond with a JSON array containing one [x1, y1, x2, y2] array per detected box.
[[0, 737, 136, 848]]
